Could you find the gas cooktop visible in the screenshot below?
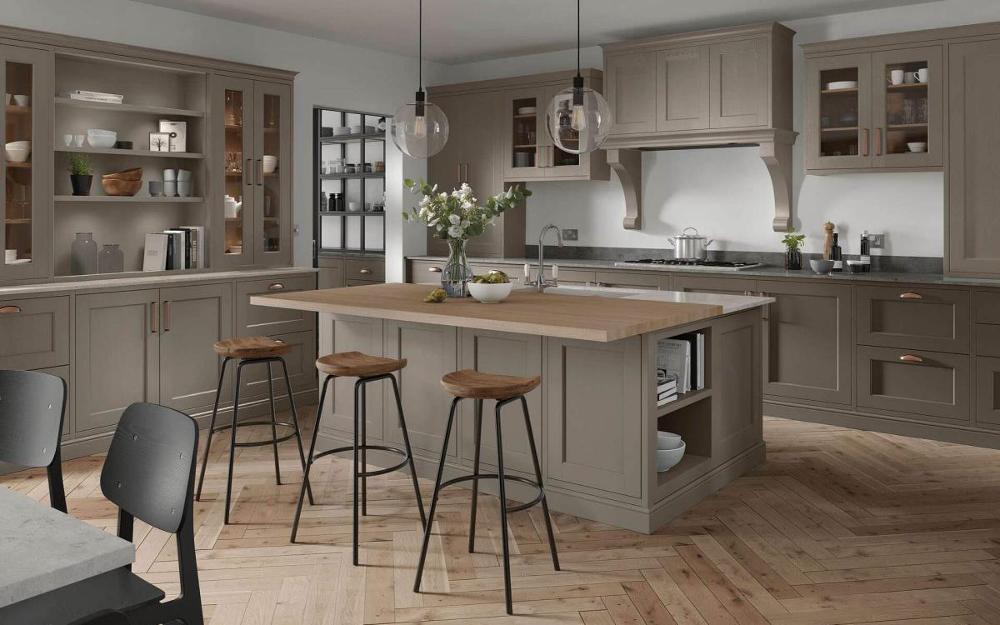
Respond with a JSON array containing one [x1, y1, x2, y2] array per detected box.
[[613, 259, 763, 271]]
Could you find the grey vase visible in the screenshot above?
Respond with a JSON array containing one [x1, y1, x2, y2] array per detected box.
[[98, 243, 124, 274], [71, 232, 99, 275]]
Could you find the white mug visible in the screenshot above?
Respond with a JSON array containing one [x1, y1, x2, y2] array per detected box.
[[889, 69, 905, 85], [5, 249, 17, 263], [914, 67, 929, 83], [903, 71, 918, 84]]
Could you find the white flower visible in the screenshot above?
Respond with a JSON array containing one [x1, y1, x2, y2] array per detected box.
[[448, 214, 461, 225], [461, 201, 473, 210], [436, 223, 445, 231], [448, 225, 462, 238]]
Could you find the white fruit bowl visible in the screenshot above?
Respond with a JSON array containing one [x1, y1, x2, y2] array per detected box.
[[5, 140, 30, 162], [468, 282, 513, 304], [656, 440, 686, 472], [657, 431, 682, 450], [87, 129, 117, 148]]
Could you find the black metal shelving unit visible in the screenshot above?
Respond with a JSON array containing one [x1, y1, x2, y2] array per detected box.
[[312, 106, 387, 263]]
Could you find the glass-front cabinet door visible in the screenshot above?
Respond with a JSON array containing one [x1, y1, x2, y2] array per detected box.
[[805, 53, 872, 170], [254, 82, 291, 266], [211, 75, 254, 267], [1, 45, 52, 281], [502, 87, 547, 180], [542, 84, 588, 179], [872, 46, 943, 168]]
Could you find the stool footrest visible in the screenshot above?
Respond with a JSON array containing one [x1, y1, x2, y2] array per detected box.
[[440, 473, 545, 513], [210, 420, 298, 447], [312, 444, 412, 478]]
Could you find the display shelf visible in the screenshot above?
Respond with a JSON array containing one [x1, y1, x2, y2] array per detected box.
[[6, 161, 32, 168], [54, 97, 204, 118], [319, 172, 385, 181], [656, 454, 710, 488], [54, 195, 203, 203], [820, 87, 858, 95], [319, 132, 385, 144], [887, 82, 928, 90], [656, 388, 712, 418], [4, 218, 31, 225], [5, 105, 31, 115], [54, 146, 205, 159], [820, 126, 858, 133]]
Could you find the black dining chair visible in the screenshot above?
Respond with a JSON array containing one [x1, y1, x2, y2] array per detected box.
[[0, 369, 68, 512], [100, 402, 204, 625], [72, 610, 132, 625]]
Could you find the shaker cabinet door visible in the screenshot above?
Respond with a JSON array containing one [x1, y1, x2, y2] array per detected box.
[[656, 45, 710, 132], [211, 74, 255, 267], [804, 53, 873, 170], [857, 346, 971, 423], [253, 81, 292, 266], [709, 37, 769, 129], [871, 46, 943, 168], [605, 51, 657, 136]]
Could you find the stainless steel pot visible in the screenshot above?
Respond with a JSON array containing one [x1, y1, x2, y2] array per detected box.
[[667, 227, 714, 260]]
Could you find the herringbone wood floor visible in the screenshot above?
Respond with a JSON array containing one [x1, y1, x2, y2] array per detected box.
[[5, 413, 1000, 624]]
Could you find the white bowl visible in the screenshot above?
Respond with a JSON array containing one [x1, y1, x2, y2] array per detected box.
[[656, 441, 686, 472], [657, 431, 683, 450], [810, 259, 834, 274], [12, 95, 29, 107], [517, 106, 537, 115], [5, 141, 30, 162], [468, 282, 513, 304], [87, 129, 117, 148], [907, 142, 927, 153], [826, 80, 858, 90], [262, 155, 278, 174]]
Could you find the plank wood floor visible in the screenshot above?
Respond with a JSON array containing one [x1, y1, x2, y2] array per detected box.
[[5, 413, 1000, 624]]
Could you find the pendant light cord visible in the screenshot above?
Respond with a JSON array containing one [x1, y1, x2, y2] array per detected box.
[[418, 0, 424, 91], [576, 0, 581, 78]]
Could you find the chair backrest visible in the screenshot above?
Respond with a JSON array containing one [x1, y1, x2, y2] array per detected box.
[[100, 402, 198, 533], [73, 610, 132, 625], [0, 369, 66, 468]]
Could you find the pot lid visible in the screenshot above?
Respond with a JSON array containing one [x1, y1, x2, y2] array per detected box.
[[673, 227, 708, 240]]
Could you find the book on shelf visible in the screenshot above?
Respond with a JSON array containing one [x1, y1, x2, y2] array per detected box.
[[656, 331, 707, 397], [142, 233, 168, 271], [657, 393, 678, 407], [68, 90, 124, 104], [162, 229, 187, 270], [178, 226, 205, 269]]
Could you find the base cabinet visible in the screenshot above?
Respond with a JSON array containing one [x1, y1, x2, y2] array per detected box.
[[857, 345, 971, 423], [976, 356, 1000, 428]]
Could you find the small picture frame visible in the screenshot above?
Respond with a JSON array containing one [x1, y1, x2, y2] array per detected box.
[[149, 132, 171, 152], [159, 120, 187, 153]]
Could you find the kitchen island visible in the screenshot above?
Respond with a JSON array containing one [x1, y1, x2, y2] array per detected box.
[[252, 283, 772, 533]]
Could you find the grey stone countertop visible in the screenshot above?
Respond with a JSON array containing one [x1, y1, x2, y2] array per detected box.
[[0, 266, 318, 297], [407, 256, 1000, 288], [0, 487, 134, 607]]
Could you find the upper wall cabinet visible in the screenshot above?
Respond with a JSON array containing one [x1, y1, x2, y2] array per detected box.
[[804, 43, 943, 172]]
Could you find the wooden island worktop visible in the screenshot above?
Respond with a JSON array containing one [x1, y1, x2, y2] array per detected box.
[[253, 282, 770, 533]]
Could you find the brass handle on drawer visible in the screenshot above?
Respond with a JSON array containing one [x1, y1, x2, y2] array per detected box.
[[899, 292, 923, 300], [428, 266, 442, 273], [0, 305, 21, 314], [150, 302, 158, 334], [899, 354, 924, 363], [359, 268, 372, 275], [163, 301, 171, 332], [267, 282, 284, 291], [861, 128, 870, 157]]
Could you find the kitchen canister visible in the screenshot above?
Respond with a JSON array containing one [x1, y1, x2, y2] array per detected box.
[[98, 243, 124, 274], [71, 232, 99, 275]]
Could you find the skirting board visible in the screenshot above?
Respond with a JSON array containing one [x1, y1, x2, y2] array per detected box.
[[765, 400, 1000, 450]]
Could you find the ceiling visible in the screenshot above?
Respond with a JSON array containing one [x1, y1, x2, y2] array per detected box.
[[132, 0, 937, 64]]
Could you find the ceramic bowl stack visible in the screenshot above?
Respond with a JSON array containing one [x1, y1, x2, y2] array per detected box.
[[4, 140, 30, 163], [656, 431, 686, 472], [86, 129, 117, 148]]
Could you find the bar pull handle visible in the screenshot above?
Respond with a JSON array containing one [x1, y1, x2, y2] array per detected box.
[[0, 305, 21, 314], [256, 158, 263, 186], [861, 128, 870, 157], [456, 164, 462, 183], [899, 354, 924, 364], [246, 158, 253, 186], [267, 282, 285, 291], [875, 128, 883, 156], [359, 268, 372, 275], [163, 301, 171, 332], [428, 266, 442, 273], [899, 292, 923, 300], [462, 163, 469, 182], [150, 302, 158, 334]]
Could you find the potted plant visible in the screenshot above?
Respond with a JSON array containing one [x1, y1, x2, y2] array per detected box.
[[403, 180, 530, 297], [68, 154, 93, 196], [781, 230, 806, 270]]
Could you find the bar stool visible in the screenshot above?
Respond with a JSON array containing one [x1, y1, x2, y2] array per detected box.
[[414, 369, 560, 615], [195, 336, 312, 524], [291, 351, 426, 565]]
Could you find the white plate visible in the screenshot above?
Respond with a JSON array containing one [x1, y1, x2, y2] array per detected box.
[[6, 258, 30, 265], [332, 126, 351, 136], [825, 80, 858, 91], [517, 106, 537, 115]]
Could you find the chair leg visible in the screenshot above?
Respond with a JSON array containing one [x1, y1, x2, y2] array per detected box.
[[521, 396, 560, 571], [291, 374, 333, 543], [266, 361, 282, 486], [360, 379, 367, 517], [352, 379, 362, 565], [47, 446, 67, 514], [196, 357, 229, 501], [414, 397, 460, 592], [495, 401, 514, 615], [225, 361, 244, 525], [279, 358, 313, 504], [468, 398, 483, 553], [390, 374, 426, 527]]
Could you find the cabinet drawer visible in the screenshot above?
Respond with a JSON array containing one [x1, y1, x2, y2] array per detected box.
[[409, 260, 443, 285], [857, 286, 970, 353], [0, 296, 70, 370], [345, 259, 384, 283], [975, 290, 1000, 324], [237, 275, 316, 336], [672, 275, 755, 295], [857, 345, 971, 423], [595, 270, 664, 290], [977, 324, 1000, 358]]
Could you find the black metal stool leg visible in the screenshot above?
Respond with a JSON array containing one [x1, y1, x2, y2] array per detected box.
[[495, 401, 514, 615], [352, 379, 362, 565], [291, 374, 333, 543], [266, 361, 282, 486], [414, 397, 460, 592], [521, 396, 560, 571], [468, 398, 483, 553], [360, 380, 367, 517], [196, 357, 229, 501], [390, 374, 426, 527], [279, 358, 313, 504], [225, 361, 244, 525]]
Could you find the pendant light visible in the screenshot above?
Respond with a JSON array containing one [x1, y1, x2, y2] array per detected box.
[[545, 0, 611, 154], [391, 0, 449, 159]]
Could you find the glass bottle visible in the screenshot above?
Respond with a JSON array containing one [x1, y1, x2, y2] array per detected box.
[[71, 232, 99, 275], [98, 243, 124, 274]]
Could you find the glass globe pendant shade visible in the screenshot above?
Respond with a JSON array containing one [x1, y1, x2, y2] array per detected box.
[[545, 82, 612, 155], [391, 92, 449, 159]]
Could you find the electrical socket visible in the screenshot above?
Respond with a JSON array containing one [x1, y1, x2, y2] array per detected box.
[[561, 229, 579, 241], [867, 233, 885, 249]]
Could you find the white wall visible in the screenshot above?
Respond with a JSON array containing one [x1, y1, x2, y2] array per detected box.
[[0, 0, 442, 278], [439, 0, 1000, 257]]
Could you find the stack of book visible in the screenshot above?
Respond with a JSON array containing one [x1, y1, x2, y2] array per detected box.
[[143, 226, 205, 272], [656, 374, 678, 406], [67, 90, 124, 104], [655, 331, 706, 407]]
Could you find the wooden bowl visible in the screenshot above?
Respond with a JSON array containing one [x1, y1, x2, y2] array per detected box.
[[103, 167, 142, 181]]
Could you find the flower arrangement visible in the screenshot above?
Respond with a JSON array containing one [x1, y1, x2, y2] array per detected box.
[[402, 179, 530, 241]]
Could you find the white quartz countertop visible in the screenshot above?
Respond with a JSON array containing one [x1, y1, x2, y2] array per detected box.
[[0, 487, 134, 607], [545, 285, 775, 313]]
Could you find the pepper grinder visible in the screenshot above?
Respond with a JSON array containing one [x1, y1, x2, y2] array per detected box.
[[822, 222, 835, 260]]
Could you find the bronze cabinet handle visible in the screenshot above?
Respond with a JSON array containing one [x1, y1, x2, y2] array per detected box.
[[246, 158, 253, 185], [256, 158, 264, 186], [899, 354, 924, 363], [0, 305, 21, 314], [267, 282, 284, 291], [163, 301, 171, 332], [875, 128, 883, 156], [428, 266, 442, 273], [861, 128, 870, 156], [456, 163, 461, 182], [899, 292, 923, 300], [150, 302, 158, 334], [463, 163, 469, 182]]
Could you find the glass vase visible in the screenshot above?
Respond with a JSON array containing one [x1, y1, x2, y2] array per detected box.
[[98, 243, 124, 274], [70, 232, 99, 275], [441, 238, 473, 297]]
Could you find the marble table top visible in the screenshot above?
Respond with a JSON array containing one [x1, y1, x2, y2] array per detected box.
[[0, 487, 134, 607]]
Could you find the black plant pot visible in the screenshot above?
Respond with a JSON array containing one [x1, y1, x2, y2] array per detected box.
[[70, 174, 93, 196], [784, 249, 802, 270]]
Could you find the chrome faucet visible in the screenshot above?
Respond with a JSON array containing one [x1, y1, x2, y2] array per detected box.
[[533, 224, 564, 292]]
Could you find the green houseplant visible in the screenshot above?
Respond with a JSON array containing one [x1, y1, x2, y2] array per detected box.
[[68, 154, 94, 196], [781, 231, 806, 270]]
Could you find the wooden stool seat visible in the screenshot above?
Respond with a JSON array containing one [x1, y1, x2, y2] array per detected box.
[[316, 351, 407, 378], [441, 369, 541, 400], [213, 336, 290, 359]]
